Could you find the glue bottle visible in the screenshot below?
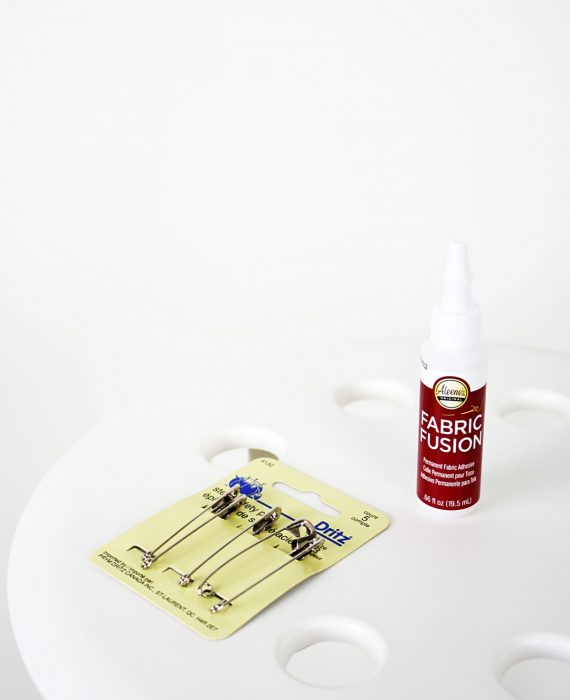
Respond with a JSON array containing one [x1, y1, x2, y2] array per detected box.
[[417, 240, 486, 514]]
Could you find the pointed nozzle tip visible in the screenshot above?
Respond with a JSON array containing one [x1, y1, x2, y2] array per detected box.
[[443, 239, 471, 284], [430, 239, 481, 347]]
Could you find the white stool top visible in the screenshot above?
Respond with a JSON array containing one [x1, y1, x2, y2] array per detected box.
[[8, 340, 570, 699]]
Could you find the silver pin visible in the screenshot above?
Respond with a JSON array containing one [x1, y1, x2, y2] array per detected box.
[[197, 518, 323, 613], [129, 486, 245, 569], [163, 506, 282, 586]]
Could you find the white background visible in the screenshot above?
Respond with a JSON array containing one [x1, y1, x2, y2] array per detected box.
[[1, 1, 569, 697]]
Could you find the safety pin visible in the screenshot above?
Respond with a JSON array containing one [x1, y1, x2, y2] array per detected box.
[[130, 486, 245, 569], [163, 506, 282, 586], [197, 519, 323, 613]]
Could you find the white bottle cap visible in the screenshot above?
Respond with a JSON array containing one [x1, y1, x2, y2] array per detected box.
[[430, 240, 481, 350]]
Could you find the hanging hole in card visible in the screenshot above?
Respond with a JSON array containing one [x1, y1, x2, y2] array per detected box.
[[272, 481, 340, 517]]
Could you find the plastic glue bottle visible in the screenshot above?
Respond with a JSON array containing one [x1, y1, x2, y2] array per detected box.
[[417, 240, 486, 515]]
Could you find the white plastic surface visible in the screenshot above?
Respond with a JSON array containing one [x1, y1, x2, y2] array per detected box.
[[8, 341, 570, 699]]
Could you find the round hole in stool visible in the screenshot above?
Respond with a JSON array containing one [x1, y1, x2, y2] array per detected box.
[[498, 390, 570, 430], [201, 426, 287, 471], [276, 615, 387, 688], [335, 379, 413, 419], [495, 633, 570, 700]]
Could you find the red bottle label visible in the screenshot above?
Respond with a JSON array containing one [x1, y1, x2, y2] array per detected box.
[[417, 376, 486, 511]]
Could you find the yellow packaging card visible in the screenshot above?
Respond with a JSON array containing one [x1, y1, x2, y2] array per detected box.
[[91, 458, 389, 639]]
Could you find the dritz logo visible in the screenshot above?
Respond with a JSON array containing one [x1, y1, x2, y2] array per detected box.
[[315, 521, 352, 545]]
